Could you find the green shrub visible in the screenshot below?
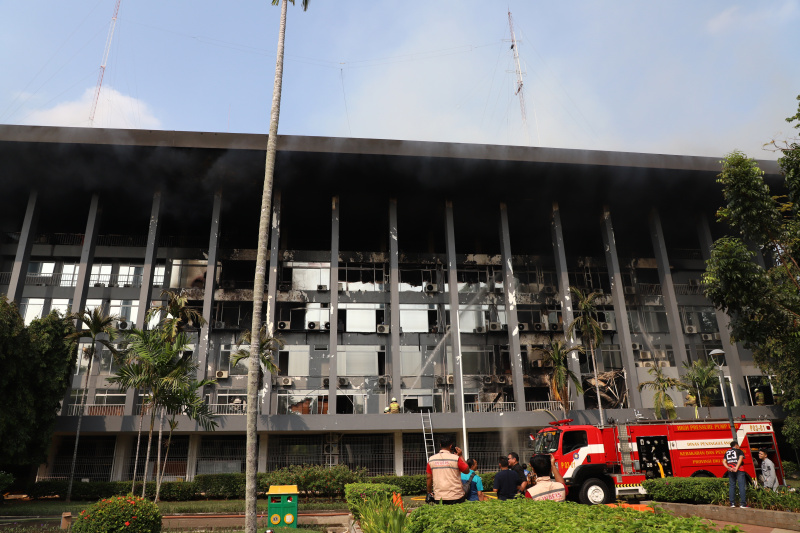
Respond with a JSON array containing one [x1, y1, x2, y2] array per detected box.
[[0, 471, 14, 495], [27, 481, 199, 501], [405, 499, 737, 533], [368, 475, 426, 495], [147, 481, 198, 501], [194, 474, 245, 500], [642, 477, 727, 504], [264, 464, 367, 498], [478, 471, 495, 492], [344, 483, 401, 519], [783, 460, 798, 476], [71, 495, 161, 533], [354, 493, 406, 533]]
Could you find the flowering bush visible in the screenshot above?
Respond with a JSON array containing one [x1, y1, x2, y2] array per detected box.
[[344, 482, 401, 519], [71, 495, 161, 533]]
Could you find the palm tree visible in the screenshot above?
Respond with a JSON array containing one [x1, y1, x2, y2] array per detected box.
[[64, 307, 119, 502], [567, 287, 605, 425], [541, 341, 584, 415], [680, 359, 720, 418], [638, 364, 685, 420], [247, 2, 308, 532], [147, 290, 205, 341]]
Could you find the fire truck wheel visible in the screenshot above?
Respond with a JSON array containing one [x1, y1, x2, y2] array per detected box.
[[579, 478, 612, 505], [691, 470, 714, 478]]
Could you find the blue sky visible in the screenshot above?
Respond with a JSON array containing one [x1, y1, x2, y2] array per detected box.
[[1, 1, 798, 159]]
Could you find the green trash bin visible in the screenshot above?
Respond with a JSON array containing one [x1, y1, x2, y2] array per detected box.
[[267, 484, 298, 529]]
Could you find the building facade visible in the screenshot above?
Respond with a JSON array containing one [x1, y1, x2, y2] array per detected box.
[[0, 125, 784, 482]]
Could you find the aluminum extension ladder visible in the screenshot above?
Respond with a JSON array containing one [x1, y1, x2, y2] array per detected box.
[[421, 411, 436, 460], [618, 425, 633, 473]]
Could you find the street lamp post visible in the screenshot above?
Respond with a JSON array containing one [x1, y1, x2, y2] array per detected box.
[[709, 349, 738, 442]]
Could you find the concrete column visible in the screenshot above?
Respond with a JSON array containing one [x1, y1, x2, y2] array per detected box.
[[698, 216, 747, 405], [8, 191, 39, 304], [263, 190, 282, 416], [197, 192, 222, 382], [111, 435, 133, 481], [393, 432, 403, 476], [36, 436, 59, 481], [499, 203, 526, 413], [136, 191, 162, 329], [186, 434, 201, 481], [389, 200, 402, 404], [327, 197, 340, 414], [258, 433, 269, 473], [649, 209, 689, 370], [601, 206, 641, 408], [551, 202, 584, 410], [71, 194, 101, 316], [445, 201, 468, 457]]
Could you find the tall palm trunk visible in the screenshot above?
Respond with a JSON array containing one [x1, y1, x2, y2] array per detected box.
[[154, 410, 165, 502], [131, 407, 146, 494], [66, 344, 95, 502], [141, 408, 157, 498], [247, 1, 288, 532], [156, 418, 177, 503]]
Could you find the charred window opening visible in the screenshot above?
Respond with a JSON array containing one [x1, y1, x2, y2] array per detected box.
[[338, 262, 386, 292]]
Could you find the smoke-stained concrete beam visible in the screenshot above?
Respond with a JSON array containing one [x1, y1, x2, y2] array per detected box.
[[7, 191, 39, 305], [263, 190, 282, 415], [649, 209, 689, 371], [197, 191, 222, 382], [698, 215, 746, 406], [601, 206, 641, 409], [499, 203, 526, 413], [552, 202, 584, 410], [327, 197, 340, 414], [71, 194, 101, 317], [389, 199, 402, 409]]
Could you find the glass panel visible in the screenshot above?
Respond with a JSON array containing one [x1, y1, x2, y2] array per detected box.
[[19, 298, 45, 325], [110, 300, 138, 324], [345, 306, 377, 333], [601, 344, 623, 370], [50, 298, 71, 316], [399, 304, 430, 333], [400, 345, 423, 376]]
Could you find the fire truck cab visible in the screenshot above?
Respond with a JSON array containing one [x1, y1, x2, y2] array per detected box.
[[531, 418, 783, 505]]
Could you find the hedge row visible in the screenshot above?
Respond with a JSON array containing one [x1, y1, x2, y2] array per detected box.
[[366, 471, 495, 496], [344, 483, 401, 519], [643, 477, 800, 512], [26, 481, 197, 501]]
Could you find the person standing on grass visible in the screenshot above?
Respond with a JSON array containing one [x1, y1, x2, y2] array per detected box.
[[461, 458, 487, 501], [426, 436, 470, 504], [494, 456, 519, 501], [723, 440, 747, 508], [508, 452, 528, 494], [758, 449, 779, 491]]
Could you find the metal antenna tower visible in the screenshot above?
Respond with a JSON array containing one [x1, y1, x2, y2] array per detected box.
[[508, 10, 539, 146], [89, 0, 122, 127]]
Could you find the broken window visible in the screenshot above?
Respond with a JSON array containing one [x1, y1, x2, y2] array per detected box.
[[218, 345, 248, 376], [339, 262, 386, 292], [284, 262, 331, 291]]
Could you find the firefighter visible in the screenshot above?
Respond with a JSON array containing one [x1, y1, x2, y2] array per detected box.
[[389, 397, 401, 413], [754, 388, 765, 406]]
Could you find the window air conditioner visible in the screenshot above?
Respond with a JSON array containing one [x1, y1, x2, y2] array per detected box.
[[323, 378, 330, 387], [482, 375, 493, 384], [549, 323, 563, 332], [376, 324, 390, 334], [317, 284, 329, 292], [518, 323, 529, 332], [116, 320, 130, 331], [496, 376, 507, 384], [447, 375, 454, 385], [643, 361, 654, 368], [488, 322, 502, 332], [532, 360, 542, 368], [658, 361, 670, 367], [543, 285, 556, 295], [281, 377, 294, 386], [324, 321, 331, 330], [307, 321, 320, 330], [639, 351, 653, 360], [215, 370, 229, 379], [277, 321, 289, 330], [474, 326, 486, 334], [338, 377, 350, 387], [600, 322, 614, 331], [436, 376, 445, 386], [378, 376, 389, 386], [278, 282, 292, 292], [338, 282, 345, 292], [424, 283, 439, 294], [213, 321, 225, 329], [701, 333, 713, 341], [684, 325, 698, 334], [631, 343, 642, 351], [713, 333, 722, 341], [534, 323, 547, 332]]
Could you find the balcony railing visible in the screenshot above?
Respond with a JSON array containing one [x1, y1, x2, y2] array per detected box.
[[674, 283, 705, 296], [207, 403, 249, 415], [66, 404, 125, 416], [636, 283, 662, 296], [526, 401, 572, 412], [464, 401, 517, 413]]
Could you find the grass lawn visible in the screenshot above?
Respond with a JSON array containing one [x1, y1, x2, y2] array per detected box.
[[0, 499, 348, 517], [0, 526, 326, 533]]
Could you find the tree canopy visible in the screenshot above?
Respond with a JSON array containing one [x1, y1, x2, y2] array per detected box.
[[703, 95, 800, 445], [0, 297, 77, 470]]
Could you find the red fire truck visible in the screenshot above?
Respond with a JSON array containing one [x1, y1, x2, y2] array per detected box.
[[531, 418, 783, 505]]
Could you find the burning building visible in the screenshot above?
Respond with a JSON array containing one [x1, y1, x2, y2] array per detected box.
[[0, 124, 783, 480]]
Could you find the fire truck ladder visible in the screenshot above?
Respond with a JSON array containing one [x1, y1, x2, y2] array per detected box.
[[421, 411, 436, 460], [618, 425, 633, 473]]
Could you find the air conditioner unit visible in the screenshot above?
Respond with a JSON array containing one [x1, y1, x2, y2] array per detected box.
[[338, 377, 350, 387], [532, 360, 542, 368], [496, 376, 507, 384], [684, 325, 698, 334], [658, 361, 670, 367], [447, 375, 454, 384], [323, 378, 330, 387], [213, 321, 225, 329], [424, 283, 439, 294], [488, 322, 502, 332], [542, 285, 555, 295], [624, 286, 637, 295], [378, 376, 389, 386], [277, 320, 290, 330], [429, 326, 439, 334], [215, 370, 229, 379], [639, 351, 653, 360], [93, 282, 104, 287], [631, 343, 642, 351], [474, 326, 486, 334], [116, 320, 129, 331], [713, 333, 722, 341], [549, 323, 563, 332], [534, 323, 547, 332], [307, 321, 320, 330], [436, 376, 445, 386], [518, 323, 529, 332], [281, 377, 294, 386], [635, 362, 643, 367], [317, 284, 329, 292], [376, 324, 390, 334], [701, 333, 713, 341], [278, 282, 292, 292], [324, 322, 331, 330], [600, 322, 614, 331], [220, 280, 236, 290], [324, 443, 339, 455], [482, 375, 493, 384], [643, 361, 654, 368]]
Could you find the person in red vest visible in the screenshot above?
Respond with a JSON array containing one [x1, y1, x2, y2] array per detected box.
[[426, 436, 469, 504]]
